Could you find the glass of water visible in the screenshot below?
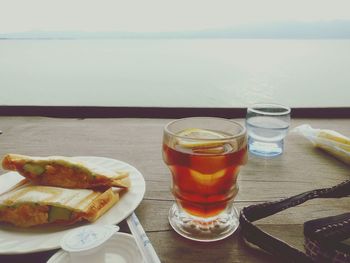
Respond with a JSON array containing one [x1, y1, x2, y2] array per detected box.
[[246, 103, 291, 157]]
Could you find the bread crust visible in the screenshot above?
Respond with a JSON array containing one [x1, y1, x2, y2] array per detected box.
[[0, 184, 119, 227], [85, 188, 119, 222], [2, 154, 130, 189]]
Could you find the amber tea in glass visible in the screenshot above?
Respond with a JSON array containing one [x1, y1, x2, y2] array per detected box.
[[162, 117, 247, 242]]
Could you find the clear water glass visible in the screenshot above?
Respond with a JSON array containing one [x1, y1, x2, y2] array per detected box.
[[246, 103, 291, 157]]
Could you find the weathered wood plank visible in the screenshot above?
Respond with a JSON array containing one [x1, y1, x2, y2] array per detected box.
[[136, 199, 350, 232], [0, 117, 348, 263], [147, 229, 278, 263]]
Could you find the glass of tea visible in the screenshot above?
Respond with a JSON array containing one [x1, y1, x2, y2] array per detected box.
[[162, 117, 247, 242]]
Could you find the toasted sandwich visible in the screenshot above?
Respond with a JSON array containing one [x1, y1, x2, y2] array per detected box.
[[2, 154, 130, 189], [0, 182, 119, 227]]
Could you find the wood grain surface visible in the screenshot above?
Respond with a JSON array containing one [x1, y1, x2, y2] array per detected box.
[[0, 117, 349, 263]]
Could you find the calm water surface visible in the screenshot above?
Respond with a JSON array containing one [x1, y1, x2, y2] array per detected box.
[[0, 39, 349, 107]]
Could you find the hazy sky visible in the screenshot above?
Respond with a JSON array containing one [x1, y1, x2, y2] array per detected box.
[[1, 0, 350, 33]]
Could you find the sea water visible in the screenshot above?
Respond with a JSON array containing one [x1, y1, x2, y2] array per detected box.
[[0, 39, 349, 107], [246, 116, 290, 157]]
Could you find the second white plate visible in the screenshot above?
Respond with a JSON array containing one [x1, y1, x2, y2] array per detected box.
[[48, 232, 144, 263]]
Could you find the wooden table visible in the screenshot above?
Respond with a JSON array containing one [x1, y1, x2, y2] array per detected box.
[[0, 117, 349, 263]]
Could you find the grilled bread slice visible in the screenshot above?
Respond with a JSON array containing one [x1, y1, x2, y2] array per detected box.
[[2, 154, 130, 189], [0, 182, 119, 227]]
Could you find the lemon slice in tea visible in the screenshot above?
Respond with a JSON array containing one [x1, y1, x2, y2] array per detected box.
[[176, 128, 227, 152]]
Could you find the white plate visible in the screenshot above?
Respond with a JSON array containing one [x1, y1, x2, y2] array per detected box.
[[0, 156, 146, 254], [48, 233, 144, 263]]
